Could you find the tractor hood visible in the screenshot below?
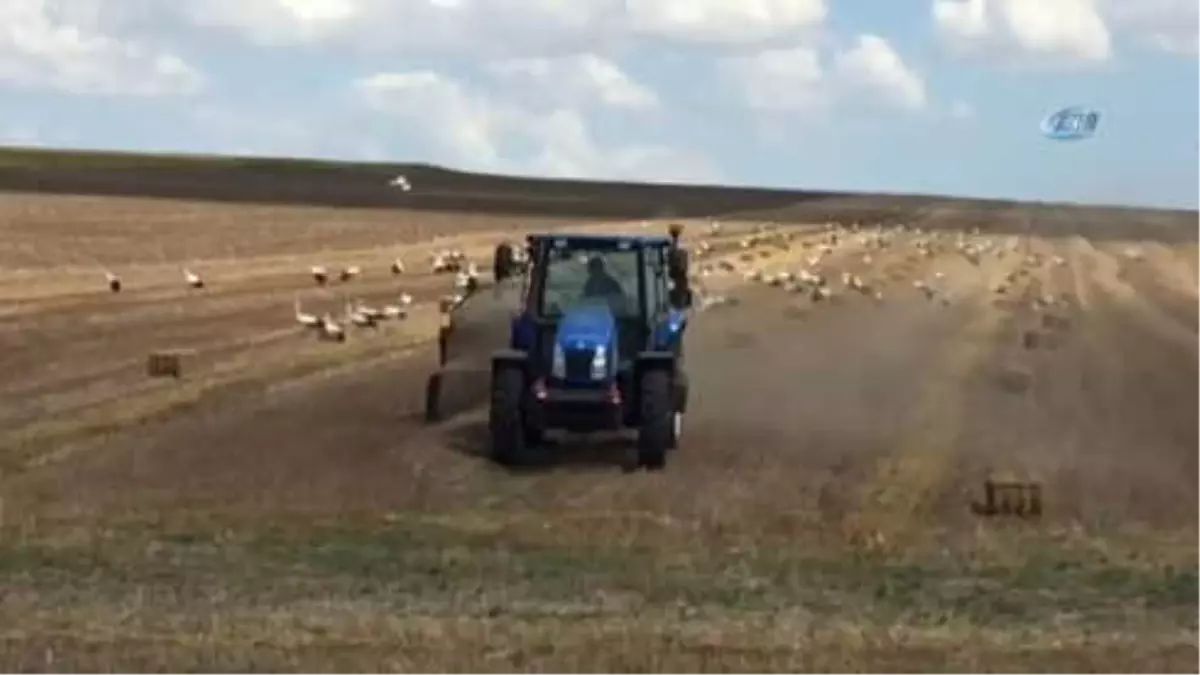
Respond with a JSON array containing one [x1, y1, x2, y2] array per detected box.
[[555, 302, 616, 353]]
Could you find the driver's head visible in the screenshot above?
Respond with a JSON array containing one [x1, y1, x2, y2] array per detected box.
[[587, 256, 606, 276]]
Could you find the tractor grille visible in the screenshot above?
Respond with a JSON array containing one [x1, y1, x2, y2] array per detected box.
[[563, 349, 595, 381]]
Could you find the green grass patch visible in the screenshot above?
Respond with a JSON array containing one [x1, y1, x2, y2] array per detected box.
[[1, 513, 1193, 624]]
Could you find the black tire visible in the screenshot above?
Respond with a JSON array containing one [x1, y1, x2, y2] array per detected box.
[[489, 367, 527, 466], [424, 373, 443, 423], [493, 243, 514, 284], [637, 369, 674, 470], [523, 422, 545, 448]]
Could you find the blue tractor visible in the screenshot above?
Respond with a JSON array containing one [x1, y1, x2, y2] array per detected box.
[[489, 225, 693, 470]]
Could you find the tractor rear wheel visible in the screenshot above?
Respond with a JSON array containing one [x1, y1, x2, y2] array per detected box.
[[637, 369, 674, 470], [489, 367, 527, 466]]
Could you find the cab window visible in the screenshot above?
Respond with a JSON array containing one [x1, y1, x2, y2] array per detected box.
[[540, 243, 641, 318]]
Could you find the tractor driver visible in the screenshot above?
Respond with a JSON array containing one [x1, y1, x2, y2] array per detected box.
[[581, 255, 627, 311]]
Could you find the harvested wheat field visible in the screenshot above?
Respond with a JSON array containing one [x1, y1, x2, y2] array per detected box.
[[0, 149, 1196, 672]]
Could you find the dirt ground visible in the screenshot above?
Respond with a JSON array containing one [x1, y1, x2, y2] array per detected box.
[[0, 176, 1196, 671]]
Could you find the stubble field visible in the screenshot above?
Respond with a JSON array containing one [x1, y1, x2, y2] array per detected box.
[[0, 151, 1196, 671]]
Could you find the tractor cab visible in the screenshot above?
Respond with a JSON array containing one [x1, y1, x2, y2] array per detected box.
[[491, 229, 693, 470], [521, 235, 684, 380]]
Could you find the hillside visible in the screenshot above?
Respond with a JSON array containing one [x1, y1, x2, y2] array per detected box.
[[0, 145, 847, 215]]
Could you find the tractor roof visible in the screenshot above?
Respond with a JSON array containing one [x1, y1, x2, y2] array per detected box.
[[526, 232, 673, 248]]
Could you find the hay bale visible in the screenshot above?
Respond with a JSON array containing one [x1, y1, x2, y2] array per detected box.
[[1042, 313, 1070, 330], [995, 365, 1032, 393], [783, 305, 808, 320], [147, 350, 192, 378]]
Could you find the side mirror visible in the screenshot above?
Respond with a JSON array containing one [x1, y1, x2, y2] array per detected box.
[[668, 247, 689, 281], [668, 279, 694, 309]]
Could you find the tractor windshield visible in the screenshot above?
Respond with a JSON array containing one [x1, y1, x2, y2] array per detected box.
[[539, 243, 641, 319]]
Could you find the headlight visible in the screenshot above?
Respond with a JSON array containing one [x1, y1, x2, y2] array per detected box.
[[589, 344, 607, 380], [552, 343, 565, 378]]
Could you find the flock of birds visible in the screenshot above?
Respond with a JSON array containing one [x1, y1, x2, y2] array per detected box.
[[294, 248, 485, 342], [688, 218, 1076, 314], [94, 216, 1115, 352], [99, 246, 488, 345]]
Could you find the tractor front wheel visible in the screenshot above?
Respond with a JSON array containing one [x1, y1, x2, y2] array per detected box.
[[489, 367, 527, 466], [637, 369, 674, 470]]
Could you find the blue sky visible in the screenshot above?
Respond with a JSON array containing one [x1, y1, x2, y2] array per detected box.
[[0, 0, 1196, 209]]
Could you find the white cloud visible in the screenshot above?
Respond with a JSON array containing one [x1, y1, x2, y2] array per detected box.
[[834, 35, 927, 111], [626, 0, 827, 46], [933, 0, 1198, 61], [1099, 0, 1199, 55], [180, 0, 361, 46], [521, 109, 720, 182], [356, 71, 510, 168], [354, 69, 717, 183], [932, 0, 988, 40], [177, 0, 626, 55], [720, 37, 927, 115], [0, 0, 204, 96], [932, 0, 1112, 65], [998, 0, 1111, 61], [172, 0, 828, 53], [719, 46, 827, 113], [487, 54, 659, 110]]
